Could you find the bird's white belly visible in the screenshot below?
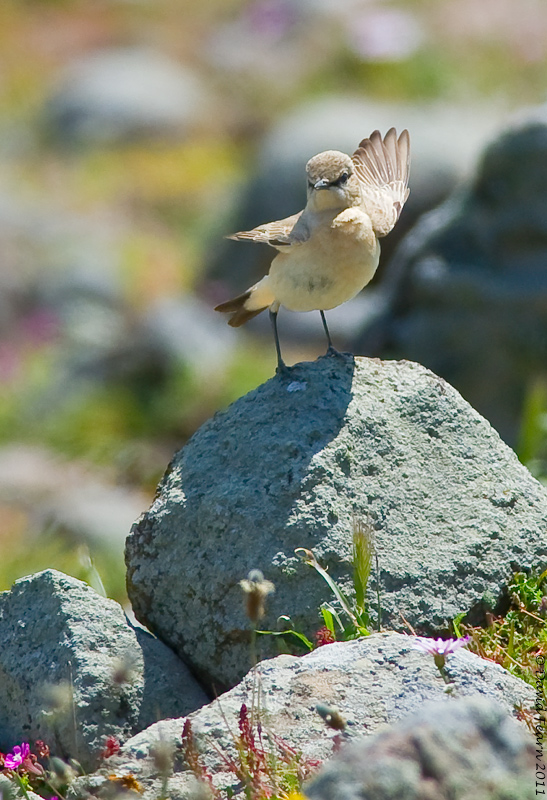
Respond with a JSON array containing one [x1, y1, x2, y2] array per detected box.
[[268, 231, 380, 312]]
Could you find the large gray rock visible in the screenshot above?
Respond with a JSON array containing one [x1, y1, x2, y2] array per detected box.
[[66, 633, 534, 800], [126, 355, 547, 690], [355, 108, 547, 445], [306, 696, 535, 800], [0, 570, 208, 770]]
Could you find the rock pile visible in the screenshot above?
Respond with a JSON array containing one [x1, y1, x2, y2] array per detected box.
[[126, 355, 547, 690], [0, 354, 542, 799], [65, 634, 534, 799]]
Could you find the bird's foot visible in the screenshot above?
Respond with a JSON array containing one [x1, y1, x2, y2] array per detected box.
[[325, 346, 352, 359], [275, 360, 292, 376]]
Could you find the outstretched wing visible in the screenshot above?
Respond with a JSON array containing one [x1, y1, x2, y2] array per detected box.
[[227, 211, 307, 249], [352, 128, 410, 237]]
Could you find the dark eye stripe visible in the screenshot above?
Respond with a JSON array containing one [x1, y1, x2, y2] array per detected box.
[[330, 172, 349, 187], [309, 172, 350, 189]]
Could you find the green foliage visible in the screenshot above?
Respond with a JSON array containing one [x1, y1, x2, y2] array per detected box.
[[456, 568, 547, 689], [182, 705, 319, 800], [518, 377, 547, 482], [0, 531, 126, 606], [510, 569, 547, 611], [259, 520, 377, 653], [296, 518, 377, 641], [256, 616, 314, 654]]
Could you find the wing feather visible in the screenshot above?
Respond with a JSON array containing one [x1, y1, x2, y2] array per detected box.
[[352, 128, 410, 237], [227, 211, 305, 249]]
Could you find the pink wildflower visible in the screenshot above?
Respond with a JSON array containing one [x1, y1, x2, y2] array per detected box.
[[413, 636, 470, 670], [412, 636, 470, 657], [4, 743, 30, 770]]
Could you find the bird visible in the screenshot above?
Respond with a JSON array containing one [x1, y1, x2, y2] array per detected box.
[[215, 128, 410, 372]]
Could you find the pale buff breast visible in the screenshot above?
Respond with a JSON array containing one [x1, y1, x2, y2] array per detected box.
[[268, 208, 380, 312]]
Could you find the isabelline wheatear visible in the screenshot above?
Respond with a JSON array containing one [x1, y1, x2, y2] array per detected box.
[[215, 128, 410, 371]]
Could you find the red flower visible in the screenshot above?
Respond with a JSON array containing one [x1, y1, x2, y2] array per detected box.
[[34, 740, 50, 760], [100, 736, 121, 759], [315, 626, 336, 646]]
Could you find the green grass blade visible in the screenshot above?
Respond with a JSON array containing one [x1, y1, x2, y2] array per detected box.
[[352, 519, 373, 612], [320, 602, 344, 634], [295, 548, 360, 628], [452, 611, 467, 638], [256, 629, 314, 652]]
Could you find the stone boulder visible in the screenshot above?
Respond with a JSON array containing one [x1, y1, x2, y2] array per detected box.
[[0, 570, 208, 770], [0, 444, 148, 553], [0, 776, 44, 800], [306, 696, 535, 800], [126, 355, 547, 690], [66, 633, 534, 799], [44, 48, 207, 144], [355, 108, 547, 445]]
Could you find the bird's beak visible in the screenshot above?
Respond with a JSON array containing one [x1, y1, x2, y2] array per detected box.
[[313, 178, 330, 190]]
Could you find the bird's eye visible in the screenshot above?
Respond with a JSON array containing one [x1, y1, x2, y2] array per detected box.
[[338, 172, 349, 185]]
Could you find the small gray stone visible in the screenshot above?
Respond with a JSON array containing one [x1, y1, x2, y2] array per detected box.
[[0, 570, 208, 770], [126, 355, 547, 690], [305, 696, 535, 800], [0, 775, 45, 800], [66, 633, 534, 799], [44, 48, 207, 144]]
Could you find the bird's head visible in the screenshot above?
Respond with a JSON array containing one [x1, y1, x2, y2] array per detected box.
[[305, 150, 361, 211]]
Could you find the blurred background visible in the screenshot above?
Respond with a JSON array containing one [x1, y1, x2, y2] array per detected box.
[[2, 0, 547, 605]]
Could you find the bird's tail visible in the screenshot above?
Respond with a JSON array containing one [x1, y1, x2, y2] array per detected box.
[[215, 290, 267, 327], [214, 277, 274, 327]]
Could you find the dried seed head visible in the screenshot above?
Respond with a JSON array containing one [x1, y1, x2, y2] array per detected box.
[[49, 756, 77, 784], [315, 626, 336, 647], [239, 570, 275, 623], [111, 653, 139, 685], [151, 738, 175, 775], [34, 740, 50, 760], [101, 735, 121, 759], [41, 681, 73, 714]]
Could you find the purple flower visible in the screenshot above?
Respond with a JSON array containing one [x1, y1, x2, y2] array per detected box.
[[413, 636, 470, 657], [4, 742, 30, 770]]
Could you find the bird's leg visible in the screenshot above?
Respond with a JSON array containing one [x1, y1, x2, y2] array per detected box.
[[270, 309, 288, 373], [320, 310, 337, 355]]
